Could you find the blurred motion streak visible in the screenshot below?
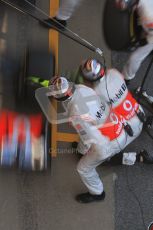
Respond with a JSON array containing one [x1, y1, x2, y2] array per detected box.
[[0, 111, 43, 143], [0, 110, 45, 170]]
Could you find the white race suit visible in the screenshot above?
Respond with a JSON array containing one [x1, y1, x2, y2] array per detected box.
[[78, 68, 143, 155], [123, 0, 153, 80], [64, 80, 143, 195]]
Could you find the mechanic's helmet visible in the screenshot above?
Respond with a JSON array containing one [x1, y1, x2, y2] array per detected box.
[[48, 76, 75, 101], [80, 59, 105, 82], [115, 0, 139, 10]]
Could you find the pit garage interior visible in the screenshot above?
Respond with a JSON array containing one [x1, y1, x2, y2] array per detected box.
[[0, 0, 153, 230]]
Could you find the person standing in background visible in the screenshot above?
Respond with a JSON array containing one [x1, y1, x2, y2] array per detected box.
[[44, 0, 83, 29], [115, 0, 153, 82]]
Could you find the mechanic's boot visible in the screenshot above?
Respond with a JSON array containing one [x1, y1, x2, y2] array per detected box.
[[75, 191, 105, 204], [42, 17, 67, 30]]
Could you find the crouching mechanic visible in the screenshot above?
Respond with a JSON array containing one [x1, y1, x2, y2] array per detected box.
[[49, 75, 143, 203], [115, 0, 153, 81], [78, 58, 145, 158]]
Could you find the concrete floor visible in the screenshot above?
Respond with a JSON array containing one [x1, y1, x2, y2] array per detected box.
[[112, 51, 153, 230], [58, 0, 111, 73]]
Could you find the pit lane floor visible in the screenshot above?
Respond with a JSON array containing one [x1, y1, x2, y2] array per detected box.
[[0, 0, 153, 230], [112, 51, 153, 230]]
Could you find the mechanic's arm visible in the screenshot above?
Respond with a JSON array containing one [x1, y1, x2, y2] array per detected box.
[[71, 116, 110, 147]]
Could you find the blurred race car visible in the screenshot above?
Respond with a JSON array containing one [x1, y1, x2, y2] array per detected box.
[[0, 110, 51, 171], [1, 49, 54, 171]]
